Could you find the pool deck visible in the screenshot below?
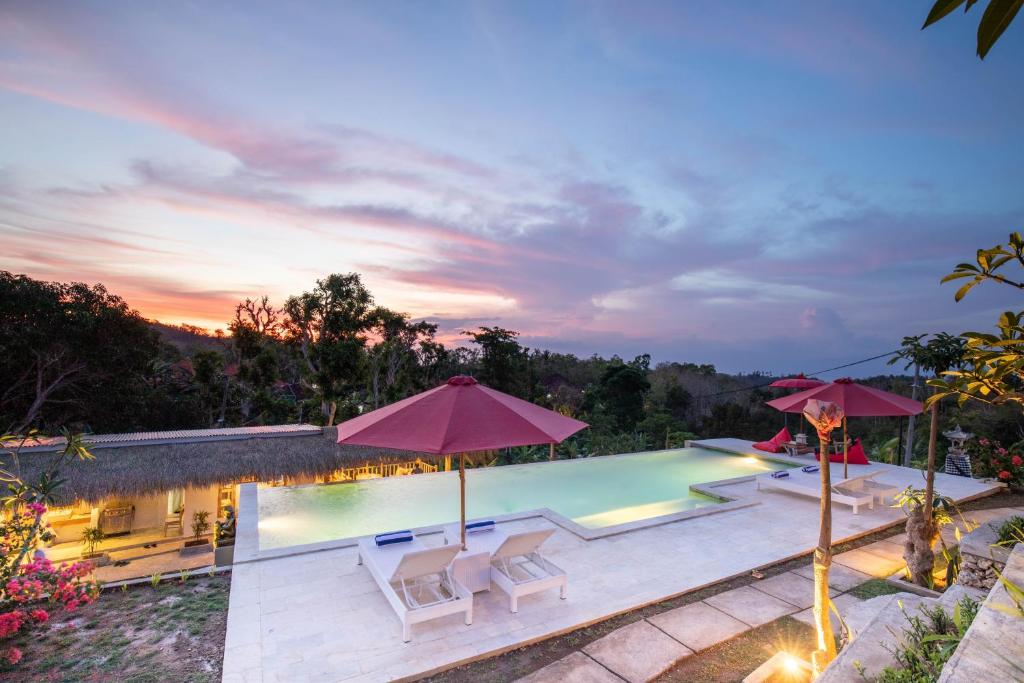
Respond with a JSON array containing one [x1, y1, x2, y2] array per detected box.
[[221, 441, 1003, 683]]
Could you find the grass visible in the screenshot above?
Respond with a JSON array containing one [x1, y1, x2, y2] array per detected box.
[[0, 574, 230, 683], [848, 578, 906, 600], [655, 616, 815, 682]]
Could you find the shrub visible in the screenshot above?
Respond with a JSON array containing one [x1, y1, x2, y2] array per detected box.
[[969, 437, 1024, 486], [1, 432, 100, 668], [190, 510, 210, 541], [875, 597, 979, 682]]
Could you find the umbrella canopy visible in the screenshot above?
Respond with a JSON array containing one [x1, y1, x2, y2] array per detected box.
[[769, 374, 825, 389], [337, 375, 588, 548], [766, 378, 921, 478], [765, 378, 922, 417]]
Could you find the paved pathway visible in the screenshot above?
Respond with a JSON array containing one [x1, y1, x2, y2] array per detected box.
[[515, 508, 1024, 683]]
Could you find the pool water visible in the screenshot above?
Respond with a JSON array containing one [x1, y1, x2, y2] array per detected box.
[[256, 448, 785, 549]]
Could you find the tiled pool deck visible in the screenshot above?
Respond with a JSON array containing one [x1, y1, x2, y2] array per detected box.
[[221, 441, 1002, 683]]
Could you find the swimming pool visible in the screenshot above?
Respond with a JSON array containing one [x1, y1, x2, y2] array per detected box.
[[256, 448, 785, 550]]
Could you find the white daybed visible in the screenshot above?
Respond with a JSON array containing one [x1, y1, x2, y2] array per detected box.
[[357, 536, 472, 642], [756, 466, 882, 514]]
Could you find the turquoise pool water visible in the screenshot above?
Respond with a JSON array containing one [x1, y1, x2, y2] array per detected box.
[[256, 448, 786, 549]]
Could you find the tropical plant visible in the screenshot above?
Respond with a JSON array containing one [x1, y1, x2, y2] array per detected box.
[[803, 399, 845, 676], [890, 334, 966, 588], [80, 527, 105, 557], [930, 233, 1024, 408], [995, 515, 1024, 548], [875, 597, 980, 682], [0, 432, 100, 668], [190, 510, 211, 542], [894, 487, 972, 588], [923, 0, 1022, 59]]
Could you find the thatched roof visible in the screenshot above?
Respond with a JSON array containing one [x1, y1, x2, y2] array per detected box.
[[10, 426, 426, 505]]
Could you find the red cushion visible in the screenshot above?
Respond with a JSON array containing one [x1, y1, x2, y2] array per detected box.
[[769, 427, 793, 446], [753, 427, 793, 453], [815, 438, 870, 465]]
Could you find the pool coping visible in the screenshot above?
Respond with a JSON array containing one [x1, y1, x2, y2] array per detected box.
[[234, 448, 787, 564]]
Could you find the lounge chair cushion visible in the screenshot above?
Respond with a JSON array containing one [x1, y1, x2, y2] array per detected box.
[[815, 438, 869, 465], [753, 427, 793, 453], [466, 520, 495, 533], [375, 530, 413, 546]]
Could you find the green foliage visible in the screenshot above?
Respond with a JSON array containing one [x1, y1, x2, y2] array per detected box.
[[0, 271, 162, 433], [462, 327, 529, 397], [876, 597, 980, 682], [923, 0, 1022, 59], [929, 233, 1024, 410], [995, 515, 1024, 547], [595, 356, 651, 432], [190, 511, 210, 541], [81, 527, 105, 556], [848, 579, 905, 600]]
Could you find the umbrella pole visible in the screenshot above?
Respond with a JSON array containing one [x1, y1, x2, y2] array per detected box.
[[459, 452, 467, 551], [843, 417, 848, 479]]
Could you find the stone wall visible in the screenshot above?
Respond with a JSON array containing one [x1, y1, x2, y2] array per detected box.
[[956, 515, 1014, 591]]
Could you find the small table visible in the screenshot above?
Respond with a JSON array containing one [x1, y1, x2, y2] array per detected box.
[[450, 549, 491, 592], [444, 523, 510, 593], [781, 441, 815, 457]]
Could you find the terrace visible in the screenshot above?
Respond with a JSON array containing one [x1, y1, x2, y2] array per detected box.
[[220, 439, 1001, 682]]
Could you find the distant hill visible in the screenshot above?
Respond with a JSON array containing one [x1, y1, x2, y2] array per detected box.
[[150, 321, 225, 354]]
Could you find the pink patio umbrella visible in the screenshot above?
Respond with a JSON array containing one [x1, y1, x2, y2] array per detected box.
[[337, 375, 588, 549], [769, 374, 826, 431], [765, 378, 923, 477], [768, 373, 826, 390]]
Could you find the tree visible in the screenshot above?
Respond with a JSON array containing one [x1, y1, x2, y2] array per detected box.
[[930, 232, 1024, 408], [803, 400, 845, 676], [923, 0, 1021, 59], [368, 309, 438, 408], [889, 334, 966, 586], [463, 327, 528, 397], [597, 356, 651, 432], [282, 274, 378, 424], [229, 296, 293, 424], [0, 272, 161, 434]]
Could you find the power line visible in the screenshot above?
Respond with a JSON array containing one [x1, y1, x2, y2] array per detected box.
[[697, 349, 901, 400]]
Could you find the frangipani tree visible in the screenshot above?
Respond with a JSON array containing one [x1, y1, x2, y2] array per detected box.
[[803, 398, 844, 676]]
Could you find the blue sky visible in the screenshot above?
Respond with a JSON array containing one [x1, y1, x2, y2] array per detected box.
[[0, 1, 1021, 376]]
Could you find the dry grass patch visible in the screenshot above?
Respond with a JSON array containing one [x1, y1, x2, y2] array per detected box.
[[1, 574, 230, 683]]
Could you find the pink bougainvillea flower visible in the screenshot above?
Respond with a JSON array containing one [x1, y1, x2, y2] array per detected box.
[[5, 647, 22, 665], [980, 438, 990, 446], [1013, 455, 1023, 467], [999, 470, 1012, 480], [29, 609, 48, 623], [997, 447, 1008, 456]]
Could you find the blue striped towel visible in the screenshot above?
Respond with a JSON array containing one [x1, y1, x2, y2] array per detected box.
[[801, 466, 820, 474], [374, 530, 413, 546], [770, 471, 790, 479], [466, 520, 495, 533]]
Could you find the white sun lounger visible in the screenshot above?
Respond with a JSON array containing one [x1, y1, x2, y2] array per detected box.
[[488, 528, 567, 612], [357, 536, 472, 642], [756, 466, 881, 514]]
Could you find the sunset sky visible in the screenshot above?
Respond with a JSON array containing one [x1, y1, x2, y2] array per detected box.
[[1, 2, 1021, 375]]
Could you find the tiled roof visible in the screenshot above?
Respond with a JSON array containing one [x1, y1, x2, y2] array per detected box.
[[14, 424, 322, 451]]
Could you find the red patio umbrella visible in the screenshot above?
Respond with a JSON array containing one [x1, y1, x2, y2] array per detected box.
[[769, 374, 825, 431], [768, 374, 825, 389], [337, 375, 588, 549], [765, 378, 923, 477]]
